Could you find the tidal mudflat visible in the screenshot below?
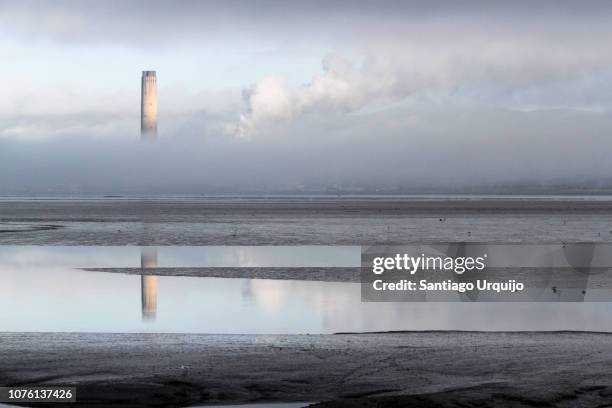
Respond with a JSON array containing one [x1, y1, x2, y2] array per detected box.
[[3, 197, 612, 407], [2, 332, 612, 407], [2, 196, 612, 245]]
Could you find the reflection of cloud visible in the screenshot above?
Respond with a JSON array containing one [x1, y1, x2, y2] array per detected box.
[[248, 279, 289, 314], [0, 246, 136, 269], [246, 279, 364, 327], [243, 278, 434, 332], [242, 277, 612, 333]]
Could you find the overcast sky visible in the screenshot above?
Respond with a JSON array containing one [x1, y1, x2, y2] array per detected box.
[[1, 1, 612, 193]]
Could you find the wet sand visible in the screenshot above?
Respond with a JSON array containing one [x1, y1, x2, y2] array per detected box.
[[2, 332, 612, 407], [82, 267, 361, 282], [2, 197, 612, 245]]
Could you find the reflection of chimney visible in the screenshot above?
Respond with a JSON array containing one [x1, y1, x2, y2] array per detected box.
[[141, 249, 158, 321]]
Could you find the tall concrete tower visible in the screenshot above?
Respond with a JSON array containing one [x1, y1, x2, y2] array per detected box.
[[140, 71, 157, 139]]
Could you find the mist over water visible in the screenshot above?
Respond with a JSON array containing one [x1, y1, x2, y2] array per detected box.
[[1, 108, 612, 195]]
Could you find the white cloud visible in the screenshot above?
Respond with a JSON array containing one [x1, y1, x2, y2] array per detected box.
[[237, 37, 612, 138], [237, 55, 395, 138]]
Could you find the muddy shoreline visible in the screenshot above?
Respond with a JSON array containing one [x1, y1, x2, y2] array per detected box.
[[82, 267, 361, 282], [2, 331, 612, 407], [2, 198, 612, 245]]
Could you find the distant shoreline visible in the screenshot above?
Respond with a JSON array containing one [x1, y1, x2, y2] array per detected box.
[[2, 196, 612, 245], [5, 193, 612, 200]]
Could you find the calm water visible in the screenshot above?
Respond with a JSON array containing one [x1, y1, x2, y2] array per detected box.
[[2, 246, 612, 333]]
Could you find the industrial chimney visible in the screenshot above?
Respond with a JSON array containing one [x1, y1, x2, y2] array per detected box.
[[140, 71, 157, 139]]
